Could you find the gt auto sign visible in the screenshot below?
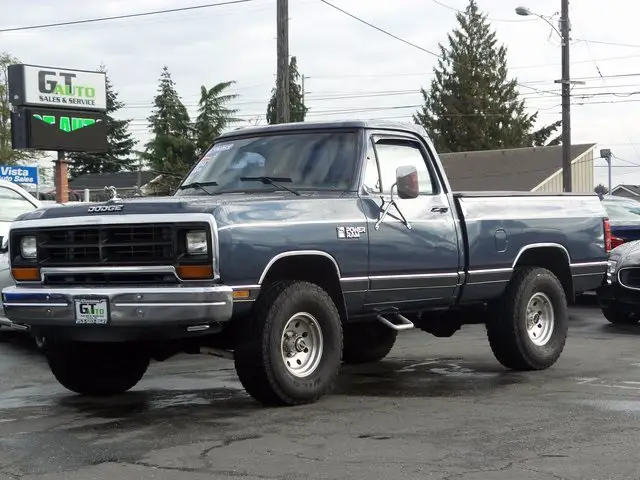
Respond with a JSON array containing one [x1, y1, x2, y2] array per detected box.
[[8, 64, 107, 111]]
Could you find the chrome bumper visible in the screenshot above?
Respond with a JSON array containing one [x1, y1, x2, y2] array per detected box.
[[0, 302, 29, 331], [1, 284, 233, 328]]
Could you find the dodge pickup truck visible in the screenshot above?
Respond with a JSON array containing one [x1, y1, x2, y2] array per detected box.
[[1, 120, 610, 406]]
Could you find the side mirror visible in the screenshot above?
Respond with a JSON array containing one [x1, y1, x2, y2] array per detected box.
[[396, 165, 419, 199], [0, 236, 7, 254]]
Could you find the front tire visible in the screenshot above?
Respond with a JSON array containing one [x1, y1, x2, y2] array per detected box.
[[601, 306, 639, 325], [487, 267, 568, 371], [234, 280, 343, 406], [46, 342, 150, 396]]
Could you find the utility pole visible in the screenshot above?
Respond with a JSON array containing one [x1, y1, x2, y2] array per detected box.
[[559, 0, 572, 192], [301, 73, 305, 105], [600, 148, 613, 195], [276, 0, 290, 123]]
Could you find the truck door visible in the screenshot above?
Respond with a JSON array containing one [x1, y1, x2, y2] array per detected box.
[[360, 131, 461, 309]]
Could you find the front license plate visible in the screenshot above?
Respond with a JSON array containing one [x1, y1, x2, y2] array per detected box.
[[74, 298, 109, 325]]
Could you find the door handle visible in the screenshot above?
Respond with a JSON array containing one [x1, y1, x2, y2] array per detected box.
[[431, 206, 449, 213]]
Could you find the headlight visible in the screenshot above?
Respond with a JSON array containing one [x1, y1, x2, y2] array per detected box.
[[608, 260, 617, 275], [20, 236, 37, 259], [186, 231, 208, 255]]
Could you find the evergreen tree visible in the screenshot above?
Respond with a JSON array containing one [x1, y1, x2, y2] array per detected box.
[[0, 52, 44, 166], [266, 56, 308, 124], [144, 66, 196, 192], [68, 65, 137, 178], [194, 81, 240, 156], [413, 0, 560, 153]]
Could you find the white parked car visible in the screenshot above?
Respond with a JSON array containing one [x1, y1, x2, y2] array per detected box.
[[0, 180, 42, 333]]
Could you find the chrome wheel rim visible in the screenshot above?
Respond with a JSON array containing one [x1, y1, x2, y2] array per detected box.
[[526, 292, 555, 346], [280, 312, 323, 378]]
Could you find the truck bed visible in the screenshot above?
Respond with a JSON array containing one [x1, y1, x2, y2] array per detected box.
[[452, 191, 608, 302]]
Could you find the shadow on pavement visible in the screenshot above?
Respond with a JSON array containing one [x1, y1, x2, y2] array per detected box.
[[600, 323, 640, 336], [574, 293, 599, 307], [0, 330, 41, 357], [334, 357, 526, 398]]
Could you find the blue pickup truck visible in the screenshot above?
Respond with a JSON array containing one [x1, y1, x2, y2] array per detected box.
[[1, 120, 610, 406]]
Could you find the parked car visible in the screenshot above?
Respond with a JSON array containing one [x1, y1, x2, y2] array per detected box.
[[0, 180, 43, 334], [1, 120, 609, 405], [597, 239, 640, 324], [601, 195, 640, 248]]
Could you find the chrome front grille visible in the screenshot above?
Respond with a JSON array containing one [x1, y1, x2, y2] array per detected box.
[[36, 224, 174, 266]]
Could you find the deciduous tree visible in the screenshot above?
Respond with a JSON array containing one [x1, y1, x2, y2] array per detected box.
[[0, 52, 44, 166], [194, 81, 240, 156]]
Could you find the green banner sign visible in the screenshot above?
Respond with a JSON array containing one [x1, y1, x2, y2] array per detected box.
[[33, 114, 100, 133]]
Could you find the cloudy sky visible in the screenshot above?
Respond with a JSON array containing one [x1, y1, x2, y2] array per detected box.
[[2, 0, 640, 188]]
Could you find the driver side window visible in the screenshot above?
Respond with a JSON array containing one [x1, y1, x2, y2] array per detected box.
[[374, 138, 435, 195]]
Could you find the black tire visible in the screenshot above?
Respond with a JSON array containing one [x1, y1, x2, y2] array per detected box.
[[234, 280, 343, 406], [342, 322, 397, 364], [46, 342, 150, 396], [486, 266, 568, 371], [601, 306, 639, 325]]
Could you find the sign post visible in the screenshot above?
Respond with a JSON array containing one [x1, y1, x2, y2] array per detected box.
[[8, 64, 108, 203]]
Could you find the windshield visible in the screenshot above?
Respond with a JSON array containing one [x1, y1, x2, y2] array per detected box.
[[175, 131, 358, 196], [603, 200, 640, 223], [0, 186, 38, 222]]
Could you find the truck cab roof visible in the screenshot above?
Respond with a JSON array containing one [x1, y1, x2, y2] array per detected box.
[[219, 119, 429, 140]]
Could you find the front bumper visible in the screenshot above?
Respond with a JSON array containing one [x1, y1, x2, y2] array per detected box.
[[0, 303, 29, 331], [1, 284, 233, 329], [596, 282, 640, 314]]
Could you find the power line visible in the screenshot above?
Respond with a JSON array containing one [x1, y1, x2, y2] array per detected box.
[[573, 24, 640, 161], [317, 0, 558, 97], [0, 0, 255, 33], [307, 71, 640, 83], [574, 38, 640, 49]]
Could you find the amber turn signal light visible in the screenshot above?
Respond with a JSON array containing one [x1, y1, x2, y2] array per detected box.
[[176, 264, 214, 280], [11, 267, 40, 281]]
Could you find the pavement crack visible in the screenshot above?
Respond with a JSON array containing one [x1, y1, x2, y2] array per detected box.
[[130, 461, 280, 478], [522, 467, 570, 480], [199, 433, 263, 459]]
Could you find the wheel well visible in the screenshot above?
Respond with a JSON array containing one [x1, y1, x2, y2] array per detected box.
[[261, 255, 347, 321], [513, 247, 574, 301]]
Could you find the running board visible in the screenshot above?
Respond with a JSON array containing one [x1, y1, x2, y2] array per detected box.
[[376, 311, 415, 331]]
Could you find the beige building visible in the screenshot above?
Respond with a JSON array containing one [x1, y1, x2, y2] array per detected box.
[[439, 143, 596, 193]]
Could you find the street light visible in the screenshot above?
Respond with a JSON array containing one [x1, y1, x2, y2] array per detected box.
[[515, 6, 562, 37], [516, 3, 579, 193]]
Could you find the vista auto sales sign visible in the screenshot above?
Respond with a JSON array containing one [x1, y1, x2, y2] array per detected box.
[[8, 64, 107, 111]]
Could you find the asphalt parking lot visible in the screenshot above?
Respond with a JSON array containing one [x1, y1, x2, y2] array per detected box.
[[1, 296, 640, 480]]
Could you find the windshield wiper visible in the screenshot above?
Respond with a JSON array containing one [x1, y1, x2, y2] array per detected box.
[[177, 181, 219, 195], [239, 176, 301, 196]]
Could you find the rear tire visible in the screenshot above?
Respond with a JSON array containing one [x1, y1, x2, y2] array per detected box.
[[601, 306, 639, 325], [486, 266, 568, 371], [342, 322, 397, 364], [47, 342, 150, 396], [234, 280, 343, 406]]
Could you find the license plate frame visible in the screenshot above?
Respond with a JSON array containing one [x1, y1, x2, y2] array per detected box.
[[73, 297, 110, 326]]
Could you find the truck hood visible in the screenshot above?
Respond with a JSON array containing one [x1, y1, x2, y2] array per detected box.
[[13, 192, 353, 227]]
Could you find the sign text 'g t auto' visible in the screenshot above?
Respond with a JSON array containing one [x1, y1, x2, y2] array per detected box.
[[8, 64, 107, 111]]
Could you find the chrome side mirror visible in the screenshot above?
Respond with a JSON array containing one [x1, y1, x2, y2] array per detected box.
[[396, 165, 419, 199]]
